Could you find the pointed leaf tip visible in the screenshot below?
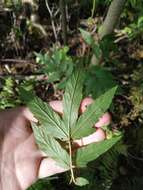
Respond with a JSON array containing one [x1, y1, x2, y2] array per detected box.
[[72, 86, 118, 139], [63, 69, 85, 134]]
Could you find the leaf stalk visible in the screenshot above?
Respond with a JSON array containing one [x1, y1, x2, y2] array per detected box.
[[68, 139, 76, 184]]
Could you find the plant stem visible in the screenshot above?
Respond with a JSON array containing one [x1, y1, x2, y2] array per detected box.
[[59, 0, 67, 45], [91, 0, 127, 65], [45, 0, 57, 41], [91, 0, 96, 18], [99, 0, 127, 39], [68, 139, 76, 184]]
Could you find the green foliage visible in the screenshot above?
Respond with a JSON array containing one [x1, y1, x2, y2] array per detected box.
[[98, 143, 127, 190], [76, 136, 122, 168], [75, 177, 89, 186], [24, 69, 121, 187], [80, 28, 102, 60], [26, 177, 56, 190], [0, 77, 20, 109], [121, 16, 143, 40], [72, 86, 117, 139], [120, 0, 143, 41], [127, 0, 143, 12], [26, 95, 68, 140], [85, 66, 117, 99], [3, 0, 22, 9], [1, 1, 143, 189], [74, 142, 127, 190], [79, 28, 94, 46], [111, 176, 143, 190], [0, 77, 36, 109], [35, 47, 74, 89], [62, 69, 85, 132], [32, 123, 70, 169], [99, 35, 117, 61], [130, 67, 143, 108], [80, 29, 117, 63], [79, 29, 119, 99]]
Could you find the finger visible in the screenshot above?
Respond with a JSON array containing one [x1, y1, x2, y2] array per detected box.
[[22, 107, 38, 122], [49, 100, 63, 115], [80, 97, 111, 128], [74, 128, 106, 147], [80, 97, 94, 113], [38, 158, 68, 178], [94, 112, 111, 128]]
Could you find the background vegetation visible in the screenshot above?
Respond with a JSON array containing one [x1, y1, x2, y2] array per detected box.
[[0, 0, 143, 189]]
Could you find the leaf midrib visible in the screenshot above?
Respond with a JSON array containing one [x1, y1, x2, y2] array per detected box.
[[72, 106, 102, 137], [67, 72, 81, 133], [41, 129, 69, 167]]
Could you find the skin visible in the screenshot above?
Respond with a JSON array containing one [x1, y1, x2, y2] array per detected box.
[[0, 98, 107, 190], [95, 112, 111, 128], [80, 97, 111, 127], [49, 100, 63, 115], [49, 100, 106, 146], [80, 97, 94, 113], [74, 128, 106, 147], [0, 107, 65, 190]]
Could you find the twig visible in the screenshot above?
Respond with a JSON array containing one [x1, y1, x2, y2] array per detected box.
[[91, 0, 96, 18], [32, 23, 47, 37], [128, 153, 143, 161], [54, 8, 60, 17], [45, 0, 57, 41], [0, 74, 46, 80], [59, 0, 67, 45], [0, 59, 36, 65]]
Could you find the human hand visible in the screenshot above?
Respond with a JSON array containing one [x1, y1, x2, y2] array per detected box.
[[0, 98, 110, 190], [0, 107, 66, 190]]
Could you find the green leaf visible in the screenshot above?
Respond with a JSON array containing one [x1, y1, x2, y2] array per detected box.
[[75, 177, 89, 186], [79, 28, 94, 45], [47, 72, 61, 82], [27, 95, 68, 140], [99, 35, 117, 60], [32, 123, 70, 169], [92, 43, 102, 59], [63, 69, 84, 133], [26, 177, 56, 190], [85, 66, 118, 99], [71, 86, 117, 139], [76, 135, 122, 167]]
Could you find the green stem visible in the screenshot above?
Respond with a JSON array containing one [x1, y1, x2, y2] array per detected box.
[[68, 139, 76, 184], [91, 0, 96, 18]]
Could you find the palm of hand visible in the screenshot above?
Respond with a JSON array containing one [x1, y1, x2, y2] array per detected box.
[[0, 107, 71, 190], [0, 107, 41, 190]]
